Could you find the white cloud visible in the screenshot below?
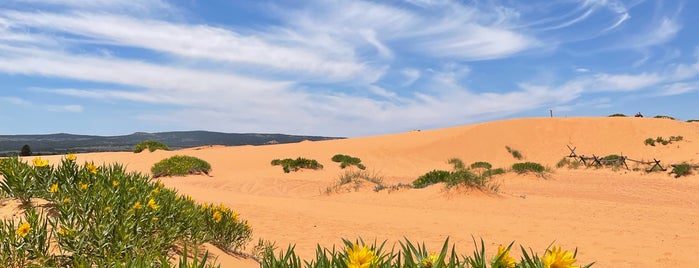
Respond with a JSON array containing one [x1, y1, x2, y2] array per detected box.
[[590, 73, 662, 91], [1, 11, 372, 82], [401, 68, 421, 86], [47, 104, 83, 113], [658, 82, 699, 96]]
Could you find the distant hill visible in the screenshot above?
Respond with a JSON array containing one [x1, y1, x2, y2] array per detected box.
[[0, 131, 343, 156]]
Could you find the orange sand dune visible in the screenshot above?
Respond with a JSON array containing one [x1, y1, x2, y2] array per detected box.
[[12, 117, 699, 267]]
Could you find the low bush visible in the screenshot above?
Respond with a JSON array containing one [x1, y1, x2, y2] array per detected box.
[[512, 162, 546, 174], [654, 115, 676, 120], [331, 154, 366, 170], [326, 170, 384, 193], [608, 113, 627, 117], [670, 163, 692, 178], [688, 119, 699, 123], [470, 161, 492, 170], [506, 146, 523, 160], [483, 167, 506, 177], [0, 156, 251, 266], [556, 157, 583, 169], [151, 155, 211, 178], [412, 170, 451, 189], [644, 138, 656, 146], [271, 157, 323, 173], [444, 169, 484, 188], [133, 140, 170, 153]]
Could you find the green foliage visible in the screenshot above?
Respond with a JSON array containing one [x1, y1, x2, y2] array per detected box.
[[512, 162, 546, 174], [134, 140, 170, 153], [444, 169, 484, 189], [447, 158, 465, 170], [412, 170, 451, 189], [482, 168, 506, 177], [506, 146, 523, 160], [608, 113, 627, 117], [0, 156, 250, 266], [20, 144, 32, 156], [653, 115, 676, 120], [670, 163, 692, 178], [326, 170, 385, 193], [644, 138, 656, 146], [688, 119, 699, 123], [261, 237, 595, 268], [271, 157, 323, 173], [556, 157, 581, 169], [151, 155, 212, 178], [470, 161, 492, 170], [331, 154, 366, 170]]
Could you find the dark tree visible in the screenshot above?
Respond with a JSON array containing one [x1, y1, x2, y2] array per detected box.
[[20, 144, 32, 156]]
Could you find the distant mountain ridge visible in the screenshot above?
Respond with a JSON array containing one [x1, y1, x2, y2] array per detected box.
[[0, 131, 343, 156]]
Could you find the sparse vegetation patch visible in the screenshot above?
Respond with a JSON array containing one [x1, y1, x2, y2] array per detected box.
[[608, 113, 627, 117], [644, 136, 683, 146], [654, 115, 676, 120], [470, 161, 492, 170], [271, 157, 323, 173]]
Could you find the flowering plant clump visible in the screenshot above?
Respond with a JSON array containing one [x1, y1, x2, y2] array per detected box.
[[262, 237, 595, 268], [0, 155, 251, 267], [151, 155, 212, 178]]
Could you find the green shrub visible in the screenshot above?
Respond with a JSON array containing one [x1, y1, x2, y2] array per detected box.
[[512, 162, 545, 174], [412, 170, 451, 189], [331, 154, 366, 170], [654, 115, 676, 120], [271, 157, 323, 173], [505, 146, 523, 160], [445, 169, 484, 188], [483, 168, 506, 177], [0, 156, 250, 266], [670, 163, 692, 178], [669, 136, 683, 142], [134, 140, 170, 153], [151, 155, 211, 178], [608, 113, 627, 117], [447, 158, 465, 170], [470, 161, 492, 170], [688, 119, 699, 123], [644, 138, 656, 146]]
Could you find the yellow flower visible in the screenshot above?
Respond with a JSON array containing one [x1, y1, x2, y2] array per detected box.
[[104, 207, 112, 213], [212, 210, 223, 223], [148, 198, 159, 210], [58, 228, 71, 236], [346, 243, 377, 268], [133, 201, 142, 210], [232, 211, 239, 222], [86, 163, 98, 174], [63, 197, 71, 204], [152, 187, 159, 194], [151, 217, 159, 222], [79, 182, 88, 190], [32, 157, 49, 167], [542, 246, 579, 268], [49, 183, 59, 193], [66, 153, 77, 161], [421, 253, 439, 268], [112, 180, 119, 187], [16, 222, 31, 237], [492, 245, 516, 268]]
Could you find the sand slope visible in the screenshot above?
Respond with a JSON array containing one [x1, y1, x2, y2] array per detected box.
[[7, 117, 699, 267]]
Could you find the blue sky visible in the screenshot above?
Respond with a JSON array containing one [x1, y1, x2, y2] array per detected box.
[[0, 0, 697, 137]]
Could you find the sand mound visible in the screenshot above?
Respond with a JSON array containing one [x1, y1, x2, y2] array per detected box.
[[4, 117, 699, 267]]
